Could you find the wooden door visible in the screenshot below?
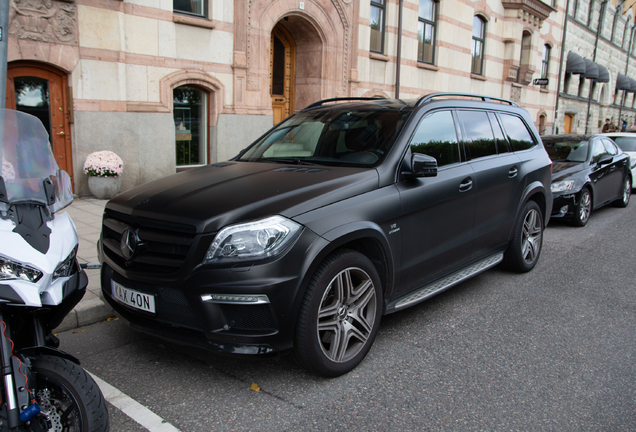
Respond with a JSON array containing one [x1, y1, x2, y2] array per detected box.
[[270, 24, 295, 125], [6, 62, 74, 185], [564, 114, 573, 134]]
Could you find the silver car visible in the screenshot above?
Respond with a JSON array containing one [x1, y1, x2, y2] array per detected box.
[[600, 132, 636, 189]]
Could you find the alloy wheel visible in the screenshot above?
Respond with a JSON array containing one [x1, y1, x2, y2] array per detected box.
[[521, 208, 542, 265], [579, 190, 592, 223]]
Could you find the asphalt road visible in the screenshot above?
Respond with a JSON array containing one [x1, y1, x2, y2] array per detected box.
[[58, 201, 636, 431]]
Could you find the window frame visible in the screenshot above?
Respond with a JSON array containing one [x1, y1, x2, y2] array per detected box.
[[173, 0, 208, 18], [173, 85, 210, 169], [417, 0, 438, 65], [471, 16, 486, 76], [541, 44, 551, 90], [370, 0, 387, 54]]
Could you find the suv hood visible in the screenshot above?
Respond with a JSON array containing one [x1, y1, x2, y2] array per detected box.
[[106, 162, 379, 233]]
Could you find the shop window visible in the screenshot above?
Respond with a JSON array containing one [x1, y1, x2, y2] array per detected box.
[[471, 16, 486, 75], [174, 86, 207, 167], [370, 0, 386, 53], [174, 0, 207, 17], [417, 0, 437, 64]]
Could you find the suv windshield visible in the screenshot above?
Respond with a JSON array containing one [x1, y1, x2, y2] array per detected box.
[[238, 108, 410, 167]]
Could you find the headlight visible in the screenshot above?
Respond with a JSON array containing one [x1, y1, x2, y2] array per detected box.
[[551, 180, 575, 193], [0, 256, 43, 283], [53, 247, 78, 280], [204, 216, 301, 263]]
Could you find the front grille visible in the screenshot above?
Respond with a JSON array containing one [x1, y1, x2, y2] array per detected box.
[[103, 269, 201, 330], [219, 304, 277, 331], [102, 209, 197, 273]]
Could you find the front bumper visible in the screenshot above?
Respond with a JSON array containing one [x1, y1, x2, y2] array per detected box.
[[549, 192, 579, 220], [100, 228, 329, 356]]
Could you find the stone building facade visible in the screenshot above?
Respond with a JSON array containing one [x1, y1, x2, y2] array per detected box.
[[7, 0, 565, 195], [556, 0, 636, 134]]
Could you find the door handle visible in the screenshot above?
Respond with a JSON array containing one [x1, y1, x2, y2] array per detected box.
[[508, 166, 518, 178], [459, 178, 473, 192], [56, 131, 65, 136]]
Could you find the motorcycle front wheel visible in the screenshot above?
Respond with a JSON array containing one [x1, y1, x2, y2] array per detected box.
[[31, 355, 109, 432]]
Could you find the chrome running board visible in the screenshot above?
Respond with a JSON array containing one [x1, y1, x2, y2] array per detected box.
[[389, 253, 503, 312]]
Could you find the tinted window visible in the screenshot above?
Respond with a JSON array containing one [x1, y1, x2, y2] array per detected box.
[[499, 114, 535, 151], [457, 110, 497, 159], [409, 110, 460, 166], [591, 139, 608, 163], [602, 139, 618, 156], [489, 112, 510, 154], [613, 136, 636, 152]]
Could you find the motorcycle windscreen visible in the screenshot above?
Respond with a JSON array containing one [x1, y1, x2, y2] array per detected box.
[[0, 108, 61, 206]]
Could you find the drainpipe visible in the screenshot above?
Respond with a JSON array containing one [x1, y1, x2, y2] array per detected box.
[[395, 0, 403, 99], [585, 0, 607, 134], [0, 1, 8, 109], [554, 0, 571, 133], [619, 23, 636, 123]]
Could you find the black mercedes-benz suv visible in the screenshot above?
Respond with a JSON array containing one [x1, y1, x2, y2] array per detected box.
[[99, 93, 553, 376]]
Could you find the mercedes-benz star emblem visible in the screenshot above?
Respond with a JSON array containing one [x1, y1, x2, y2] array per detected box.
[[120, 228, 138, 259]]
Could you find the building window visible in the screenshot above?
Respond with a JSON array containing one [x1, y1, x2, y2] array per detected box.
[[174, 0, 206, 17], [471, 16, 486, 75], [370, 0, 386, 53], [541, 44, 551, 89], [174, 86, 208, 167], [417, 0, 437, 64], [518, 31, 532, 84]]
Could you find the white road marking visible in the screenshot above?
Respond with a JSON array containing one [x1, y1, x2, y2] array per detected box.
[[89, 372, 182, 432]]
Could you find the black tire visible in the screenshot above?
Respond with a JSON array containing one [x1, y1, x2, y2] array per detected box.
[[293, 249, 383, 377], [571, 187, 592, 227], [612, 175, 631, 208], [502, 201, 544, 273], [32, 355, 109, 432]]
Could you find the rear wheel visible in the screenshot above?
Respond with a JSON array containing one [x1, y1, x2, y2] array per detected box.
[[502, 201, 544, 273], [293, 250, 382, 377], [32, 355, 109, 432], [612, 176, 631, 208], [571, 187, 592, 227]]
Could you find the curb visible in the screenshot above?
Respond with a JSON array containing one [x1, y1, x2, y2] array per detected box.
[[55, 298, 115, 333]]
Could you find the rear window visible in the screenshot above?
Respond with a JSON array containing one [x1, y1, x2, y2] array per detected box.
[[499, 113, 536, 151], [613, 136, 636, 152]]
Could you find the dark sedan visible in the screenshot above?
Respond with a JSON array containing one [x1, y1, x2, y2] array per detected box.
[[544, 134, 632, 226]]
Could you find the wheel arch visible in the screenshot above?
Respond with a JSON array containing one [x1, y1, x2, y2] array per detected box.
[[517, 180, 551, 229]]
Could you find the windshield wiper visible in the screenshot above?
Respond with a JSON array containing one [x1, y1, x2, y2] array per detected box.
[[260, 158, 319, 166]]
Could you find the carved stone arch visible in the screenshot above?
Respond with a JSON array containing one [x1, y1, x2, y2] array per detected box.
[[246, 0, 350, 108], [160, 70, 225, 127], [362, 89, 390, 98]]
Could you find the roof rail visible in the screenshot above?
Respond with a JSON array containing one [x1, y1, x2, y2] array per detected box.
[[416, 93, 520, 108], [302, 97, 387, 111]]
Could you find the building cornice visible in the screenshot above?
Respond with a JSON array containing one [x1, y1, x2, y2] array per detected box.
[[502, 0, 557, 22]]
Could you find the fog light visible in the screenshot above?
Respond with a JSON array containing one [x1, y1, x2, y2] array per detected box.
[[559, 205, 568, 215], [200, 294, 270, 304]]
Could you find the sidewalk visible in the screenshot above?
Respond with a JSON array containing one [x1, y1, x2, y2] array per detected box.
[[56, 198, 114, 332]]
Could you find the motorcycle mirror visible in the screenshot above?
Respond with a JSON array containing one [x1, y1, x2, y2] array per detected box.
[[43, 178, 56, 206]]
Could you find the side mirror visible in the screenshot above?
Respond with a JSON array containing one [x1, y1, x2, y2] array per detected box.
[[402, 154, 438, 180], [597, 154, 613, 165]]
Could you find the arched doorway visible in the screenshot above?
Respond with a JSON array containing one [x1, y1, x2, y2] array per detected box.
[[270, 23, 296, 125], [6, 62, 74, 184]]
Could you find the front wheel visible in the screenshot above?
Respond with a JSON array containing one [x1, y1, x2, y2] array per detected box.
[[502, 201, 544, 273], [32, 355, 109, 432], [293, 250, 383, 377], [571, 187, 592, 227], [612, 176, 631, 208]]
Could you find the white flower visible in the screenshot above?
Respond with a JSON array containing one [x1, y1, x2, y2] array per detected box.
[[83, 151, 124, 177]]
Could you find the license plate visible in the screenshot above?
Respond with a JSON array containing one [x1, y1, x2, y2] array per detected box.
[[111, 281, 156, 313]]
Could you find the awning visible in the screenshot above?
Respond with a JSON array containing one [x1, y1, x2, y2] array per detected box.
[[617, 73, 631, 90], [630, 78, 636, 93], [582, 59, 599, 80], [566, 52, 586, 74], [596, 64, 610, 83]]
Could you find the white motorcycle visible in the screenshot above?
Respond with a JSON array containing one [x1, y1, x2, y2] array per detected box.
[[0, 109, 108, 431]]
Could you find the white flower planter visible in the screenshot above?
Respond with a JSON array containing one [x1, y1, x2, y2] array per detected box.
[[88, 176, 121, 200]]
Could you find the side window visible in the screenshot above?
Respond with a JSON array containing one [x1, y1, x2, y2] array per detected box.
[[457, 110, 497, 159], [489, 112, 510, 154], [409, 111, 460, 167], [499, 113, 536, 151], [591, 139, 608, 163], [174, 0, 206, 17], [602, 139, 619, 156]]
